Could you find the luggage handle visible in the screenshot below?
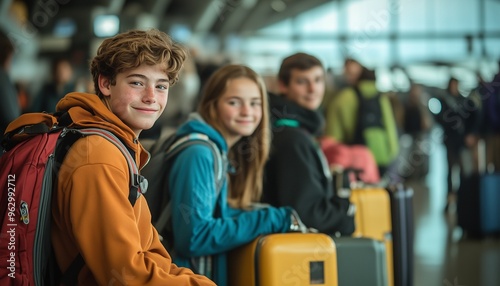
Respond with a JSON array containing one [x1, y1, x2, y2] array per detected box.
[[477, 138, 487, 174], [332, 167, 389, 197], [461, 137, 490, 176]]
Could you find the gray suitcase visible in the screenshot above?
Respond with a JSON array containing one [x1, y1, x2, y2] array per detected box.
[[333, 237, 388, 286]]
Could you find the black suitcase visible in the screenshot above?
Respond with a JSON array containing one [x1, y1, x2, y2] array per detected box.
[[387, 184, 414, 286], [457, 140, 500, 237], [457, 173, 481, 236]]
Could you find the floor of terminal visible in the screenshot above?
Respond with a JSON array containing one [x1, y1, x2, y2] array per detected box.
[[409, 130, 500, 286]]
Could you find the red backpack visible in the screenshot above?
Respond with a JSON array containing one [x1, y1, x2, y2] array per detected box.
[[0, 113, 146, 285]]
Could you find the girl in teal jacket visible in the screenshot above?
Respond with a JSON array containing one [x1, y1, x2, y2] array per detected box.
[[167, 64, 298, 286]]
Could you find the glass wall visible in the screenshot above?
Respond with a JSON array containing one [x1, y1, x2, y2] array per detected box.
[[235, 0, 500, 91]]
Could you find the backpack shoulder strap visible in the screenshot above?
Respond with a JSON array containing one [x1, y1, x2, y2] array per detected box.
[[165, 133, 224, 185], [352, 86, 364, 145], [71, 128, 148, 205], [56, 127, 148, 286], [154, 132, 225, 233], [352, 85, 362, 99]]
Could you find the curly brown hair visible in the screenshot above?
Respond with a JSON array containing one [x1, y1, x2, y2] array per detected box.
[[90, 29, 187, 98]]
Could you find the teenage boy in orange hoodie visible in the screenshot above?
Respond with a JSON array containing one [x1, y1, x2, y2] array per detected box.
[[4, 29, 215, 285]]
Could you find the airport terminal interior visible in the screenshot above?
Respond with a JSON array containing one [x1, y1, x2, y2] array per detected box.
[[2, 0, 500, 285], [409, 133, 500, 286]]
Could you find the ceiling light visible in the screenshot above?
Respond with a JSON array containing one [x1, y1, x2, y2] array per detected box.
[[271, 0, 287, 12], [93, 15, 120, 37]]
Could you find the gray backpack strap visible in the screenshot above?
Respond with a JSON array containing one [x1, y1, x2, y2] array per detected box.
[[45, 127, 146, 286], [72, 128, 148, 202], [154, 133, 226, 234]]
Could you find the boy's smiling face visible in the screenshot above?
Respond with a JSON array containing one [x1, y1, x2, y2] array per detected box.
[[99, 63, 170, 136]]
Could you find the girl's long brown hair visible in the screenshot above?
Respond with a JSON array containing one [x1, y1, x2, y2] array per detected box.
[[197, 64, 270, 209]]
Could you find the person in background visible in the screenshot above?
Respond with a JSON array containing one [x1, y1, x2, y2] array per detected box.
[[15, 81, 31, 113], [165, 64, 306, 286], [403, 83, 432, 139], [400, 83, 433, 179], [0, 28, 21, 139], [330, 58, 365, 94], [6, 28, 214, 285], [324, 62, 399, 177], [263, 52, 355, 236], [30, 57, 75, 113], [435, 77, 480, 213], [477, 63, 500, 172]]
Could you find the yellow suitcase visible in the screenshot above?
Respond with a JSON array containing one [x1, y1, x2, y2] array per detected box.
[[228, 233, 338, 286], [350, 187, 392, 240], [350, 187, 393, 286]]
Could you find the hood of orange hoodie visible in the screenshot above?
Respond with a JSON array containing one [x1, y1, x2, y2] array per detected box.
[[56, 92, 150, 167]]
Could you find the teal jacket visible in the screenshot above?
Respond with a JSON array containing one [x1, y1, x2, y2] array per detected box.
[[168, 113, 292, 286], [325, 81, 399, 167]]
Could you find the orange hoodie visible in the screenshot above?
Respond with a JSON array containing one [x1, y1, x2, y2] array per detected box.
[[49, 92, 215, 285]]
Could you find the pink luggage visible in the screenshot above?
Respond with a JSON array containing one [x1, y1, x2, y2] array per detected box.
[[319, 136, 380, 184]]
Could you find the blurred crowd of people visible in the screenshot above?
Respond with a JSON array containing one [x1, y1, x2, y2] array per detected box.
[[2, 24, 500, 212], [1, 20, 500, 283]]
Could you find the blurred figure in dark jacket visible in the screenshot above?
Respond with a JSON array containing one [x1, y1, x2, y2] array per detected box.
[[0, 28, 21, 139], [400, 83, 433, 179], [435, 77, 481, 213], [477, 62, 500, 172], [30, 57, 75, 113]]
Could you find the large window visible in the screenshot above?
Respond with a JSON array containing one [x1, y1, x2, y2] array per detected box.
[[258, 19, 294, 37], [240, 0, 499, 90], [485, 38, 500, 59], [432, 0, 479, 33], [398, 0, 428, 33], [484, 0, 500, 32], [343, 39, 391, 68], [296, 2, 340, 34], [345, 0, 392, 34]]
